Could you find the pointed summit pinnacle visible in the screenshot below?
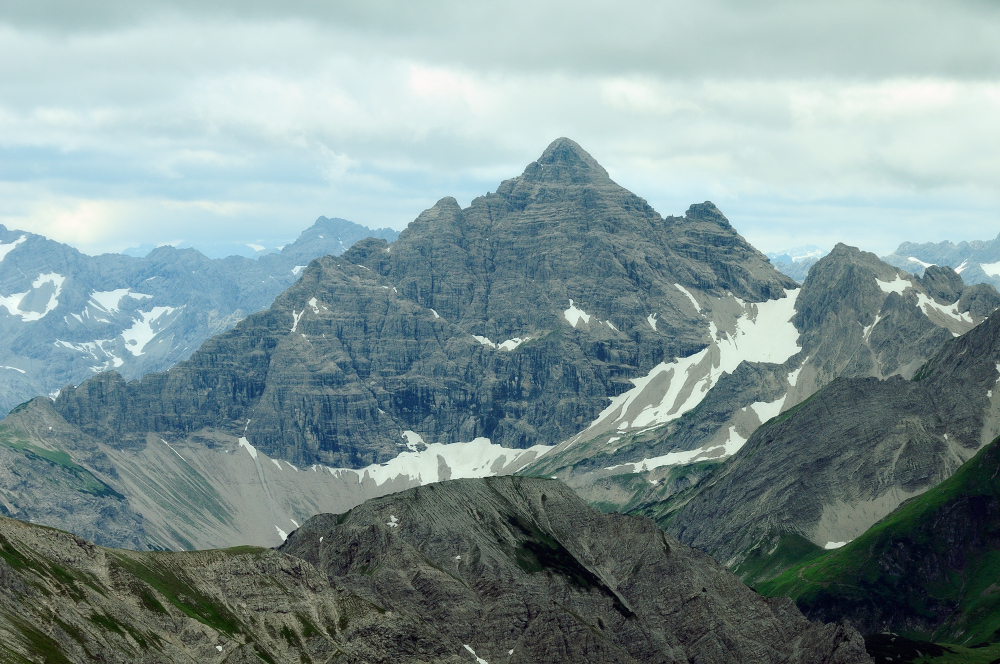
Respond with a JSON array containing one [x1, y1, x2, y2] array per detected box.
[[521, 138, 611, 184]]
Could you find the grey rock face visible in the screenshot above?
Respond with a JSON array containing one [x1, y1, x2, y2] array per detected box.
[[661, 309, 1000, 566], [0, 477, 871, 663], [49, 138, 798, 468], [882, 231, 1000, 290], [0, 217, 398, 417]]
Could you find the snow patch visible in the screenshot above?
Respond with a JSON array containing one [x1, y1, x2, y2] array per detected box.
[[291, 265, 307, 275], [386, 515, 399, 528], [239, 437, 258, 459], [246, 243, 265, 252], [291, 310, 304, 332], [54, 338, 124, 372], [955, 260, 969, 274], [876, 275, 910, 294], [0, 272, 66, 322], [275, 526, 287, 541], [473, 335, 497, 349], [589, 290, 802, 433], [1, 365, 25, 374], [271, 459, 282, 470], [0, 235, 26, 262], [646, 313, 658, 331], [824, 541, 848, 549], [290, 518, 299, 528], [982, 261, 1000, 278], [160, 439, 185, 461], [330, 438, 552, 486], [430, 308, 440, 318], [862, 314, 883, 342], [498, 337, 529, 351], [308, 297, 320, 314], [89, 289, 152, 314], [915, 293, 973, 324], [907, 257, 935, 269], [787, 358, 807, 388], [675, 284, 701, 312], [463, 645, 488, 664], [121, 306, 177, 356], [749, 397, 785, 423], [607, 426, 746, 472], [401, 430, 424, 451], [563, 299, 591, 327]]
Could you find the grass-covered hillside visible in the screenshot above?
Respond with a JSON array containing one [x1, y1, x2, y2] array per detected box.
[[757, 435, 1000, 647]]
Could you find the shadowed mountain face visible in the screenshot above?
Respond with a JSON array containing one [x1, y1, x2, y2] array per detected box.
[[47, 138, 797, 467], [0, 216, 397, 417]]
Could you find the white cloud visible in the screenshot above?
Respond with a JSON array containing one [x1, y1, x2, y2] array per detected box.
[[0, 2, 998, 256]]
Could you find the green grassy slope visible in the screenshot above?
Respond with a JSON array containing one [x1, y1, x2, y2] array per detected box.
[[757, 435, 1000, 646]]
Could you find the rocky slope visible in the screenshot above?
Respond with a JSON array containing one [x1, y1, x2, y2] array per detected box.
[[0, 216, 397, 416], [883, 232, 1000, 291], [0, 476, 872, 663], [525, 244, 999, 513], [650, 301, 1000, 573], [756, 432, 1000, 646]]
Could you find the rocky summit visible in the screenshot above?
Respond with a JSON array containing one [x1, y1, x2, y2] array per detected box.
[[0, 476, 871, 663]]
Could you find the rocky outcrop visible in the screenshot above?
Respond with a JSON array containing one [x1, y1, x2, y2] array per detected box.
[[0, 476, 871, 663]]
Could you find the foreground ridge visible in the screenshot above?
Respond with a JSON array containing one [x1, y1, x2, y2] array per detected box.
[[0, 476, 870, 663]]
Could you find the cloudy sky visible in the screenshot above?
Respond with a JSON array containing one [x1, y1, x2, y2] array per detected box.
[[1, 0, 998, 257]]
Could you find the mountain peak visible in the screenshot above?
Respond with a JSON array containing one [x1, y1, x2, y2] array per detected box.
[[519, 137, 610, 184]]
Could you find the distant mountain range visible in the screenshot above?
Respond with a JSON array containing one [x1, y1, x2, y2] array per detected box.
[[883, 232, 1000, 291], [0, 216, 397, 417], [766, 245, 827, 283]]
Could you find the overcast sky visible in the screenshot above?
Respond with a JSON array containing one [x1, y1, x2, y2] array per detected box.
[[1, 0, 998, 257]]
